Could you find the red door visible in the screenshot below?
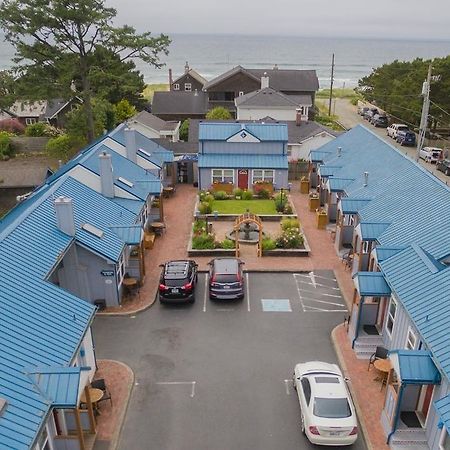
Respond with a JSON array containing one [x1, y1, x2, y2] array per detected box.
[[238, 169, 249, 190]]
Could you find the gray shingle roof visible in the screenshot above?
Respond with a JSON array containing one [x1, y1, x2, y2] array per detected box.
[[152, 91, 208, 115], [151, 138, 198, 154], [132, 110, 179, 132], [235, 87, 312, 108], [173, 69, 208, 86]]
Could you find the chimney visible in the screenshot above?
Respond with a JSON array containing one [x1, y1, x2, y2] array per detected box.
[[98, 151, 114, 198], [296, 108, 302, 126], [54, 196, 76, 236], [363, 171, 369, 187], [185, 61, 189, 74], [261, 72, 269, 89], [337, 146, 342, 157], [124, 127, 137, 163], [168, 68, 173, 91]]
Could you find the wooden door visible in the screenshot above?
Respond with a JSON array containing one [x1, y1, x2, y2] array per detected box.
[[238, 169, 249, 190]]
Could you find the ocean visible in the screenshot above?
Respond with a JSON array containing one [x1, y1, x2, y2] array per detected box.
[[1, 34, 450, 88]]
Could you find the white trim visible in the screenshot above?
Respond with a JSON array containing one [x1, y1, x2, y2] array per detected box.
[[184, 83, 192, 92], [211, 168, 234, 184], [405, 326, 417, 350], [251, 169, 274, 184], [25, 117, 37, 125], [173, 83, 180, 90], [385, 296, 397, 338], [439, 426, 450, 450]]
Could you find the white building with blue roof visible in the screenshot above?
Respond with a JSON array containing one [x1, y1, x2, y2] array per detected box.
[[310, 124, 450, 448], [197, 122, 289, 192]]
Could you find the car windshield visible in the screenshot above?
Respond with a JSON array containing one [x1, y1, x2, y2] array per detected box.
[[398, 126, 408, 132], [313, 397, 351, 418], [214, 274, 238, 283]]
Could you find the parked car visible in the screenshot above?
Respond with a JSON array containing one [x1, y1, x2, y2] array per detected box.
[[396, 130, 416, 146], [159, 260, 198, 304], [363, 108, 378, 121], [387, 123, 409, 139], [357, 106, 369, 116], [437, 159, 450, 176], [371, 114, 388, 128], [208, 258, 244, 300], [293, 361, 358, 446], [419, 146, 443, 163]]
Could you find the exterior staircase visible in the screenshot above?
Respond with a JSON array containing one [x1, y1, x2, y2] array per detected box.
[[390, 428, 429, 449], [353, 335, 384, 359]]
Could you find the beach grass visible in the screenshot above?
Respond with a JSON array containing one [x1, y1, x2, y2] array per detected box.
[[316, 88, 359, 99], [143, 83, 169, 100], [210, 199, 277, 215]]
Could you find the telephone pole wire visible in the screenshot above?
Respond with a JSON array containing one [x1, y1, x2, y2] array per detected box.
[[416, 63, 432, 161], [328, 53, 335, 116]]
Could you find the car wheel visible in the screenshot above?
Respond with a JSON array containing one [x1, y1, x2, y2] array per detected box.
[[300, 413, 306, 434]]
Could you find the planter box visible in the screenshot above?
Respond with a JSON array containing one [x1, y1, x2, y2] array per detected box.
[[263, 248, 310, 257], [253, 182, 274, 194], [188, 248, 236, 257], [309, 196, 320, 212], [300, 179, 310, 194], [316, 211, 328, 229], [211, 183, 234, 194]]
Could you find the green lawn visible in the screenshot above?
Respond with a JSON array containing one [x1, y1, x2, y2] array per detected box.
[[211, 199, 277, 215], [142, 83, 169, 100]]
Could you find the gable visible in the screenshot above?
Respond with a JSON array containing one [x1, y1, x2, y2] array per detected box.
[[207, 71, 260, 93], [226, 129, 261, 143]]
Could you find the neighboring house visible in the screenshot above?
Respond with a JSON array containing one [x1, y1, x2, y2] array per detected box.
[[197, 122, 288, 191], [309, 124, 450, 449], [3, 98, 81, 127], [151, 91, 209, 122], [128, 110, 181, 142], [189, 118, 338, 162], [203, 65, 319, 115], [170, 61, 207, 92]]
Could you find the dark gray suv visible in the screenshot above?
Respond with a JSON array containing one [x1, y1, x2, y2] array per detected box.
[[208, 258, 245, 300], [159, 260, 198, 304]]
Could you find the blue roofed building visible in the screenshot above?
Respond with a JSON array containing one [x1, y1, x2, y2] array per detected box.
[[197, 122, 289, 192]]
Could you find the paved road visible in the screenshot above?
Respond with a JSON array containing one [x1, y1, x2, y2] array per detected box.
[[93, 272, 366, 450], [322, 98, 450, 185]]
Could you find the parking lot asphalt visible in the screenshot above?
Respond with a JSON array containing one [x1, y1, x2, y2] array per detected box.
[[93, 271, 366, 450]]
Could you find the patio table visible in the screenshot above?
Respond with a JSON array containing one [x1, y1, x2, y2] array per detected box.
[[374, 358, 392, 390]]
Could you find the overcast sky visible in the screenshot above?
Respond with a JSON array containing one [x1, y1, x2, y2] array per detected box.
[[108, 0, 450, 40]]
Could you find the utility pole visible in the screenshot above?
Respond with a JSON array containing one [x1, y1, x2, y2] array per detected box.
[[416, 63, 432, 161], [328, 53, 335, 116]]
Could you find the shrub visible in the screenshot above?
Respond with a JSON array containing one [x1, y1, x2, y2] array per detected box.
[[262, 237, 276, 251], [0, 118, 25, 134], [274, 193, 288, 212], [281, 217, 300, 231], [241, 189, 253, 200], [204, 193, 214, 204], [198, 201, 212, 215], [179, 119, 189, 141], [25, 122, 47, 137], [233, 188, 243, 199], [283, 204, 293, 215], [0, 131, 13, 160], [258, 188, 270, 199], [198, 190, 207, 202], [205, 106, 232, 120], [46, 134, 85, 162], [275, 228, 304, 249], [220, 239, 235, 249], [192, 233, 215, 249], [193, 219, 208, 235], [213, 190, 228, 200]]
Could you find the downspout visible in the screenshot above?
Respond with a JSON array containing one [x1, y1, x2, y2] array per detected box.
[[387, 383, 405, 444], [351, 296, 364, 349]]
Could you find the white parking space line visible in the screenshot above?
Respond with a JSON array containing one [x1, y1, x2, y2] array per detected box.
[[303, 305, 347, 312], [246, 272, 250, 312], [216, 308, 235, 312], [294, 272, 337, 282], [300, 290, 343, 298], [294, 279, 341, 290], [301, 297, 347, 307], [203, 274, 208, 312], [308, 271, 317, 288], [284, 379, 291, 395], [155, 381, 196, 398]]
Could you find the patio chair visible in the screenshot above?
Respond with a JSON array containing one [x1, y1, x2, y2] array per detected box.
[[341, 250, 354, 270], [91, 378, 113, 407], [367, 346, 389, 371]]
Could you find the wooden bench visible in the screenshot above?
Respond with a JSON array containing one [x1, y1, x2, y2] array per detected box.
[[144, 232, 156, 249]]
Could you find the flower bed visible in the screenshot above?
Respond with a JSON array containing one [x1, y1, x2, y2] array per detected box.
[[211, 182, 234, 194], [252, 181, 274, 194]]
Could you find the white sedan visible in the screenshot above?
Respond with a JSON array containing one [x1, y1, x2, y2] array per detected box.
[[293, 361, 358, 446]]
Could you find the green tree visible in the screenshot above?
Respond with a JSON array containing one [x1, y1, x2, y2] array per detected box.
[[179, 119, 189, 141], [46, 134, 85, 162], [0, 70, 16, 109], [0, 0, 170, 142], [206, 107, 232, 120], [114, 99, 136, 124]]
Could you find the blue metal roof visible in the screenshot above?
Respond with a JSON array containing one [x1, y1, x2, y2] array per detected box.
[[318, 165, 341, 177], [390, 350, 441, 385], [374, 246, 406, 263], [309, 150, 332, 162], [340, 198, 371, 214], [355, 272, 391, 297], [198, 122, 288, 142], [380, 245, 450, 381], [359, 222, 391, 241], [435, 395, 450, 432], [198, 153, 288, 169], [111, 197, 144, 214], [26, 366, 87, 408], [328, 177, 354, 192], [110, 225, 143, 245]]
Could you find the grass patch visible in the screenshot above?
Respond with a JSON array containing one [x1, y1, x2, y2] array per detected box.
[[142, 83, 169, 100], [316, 88, 359, 99], [210, 199, 277, 215]]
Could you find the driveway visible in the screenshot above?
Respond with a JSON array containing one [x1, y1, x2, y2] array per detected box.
[[93, 272, 366, 450]]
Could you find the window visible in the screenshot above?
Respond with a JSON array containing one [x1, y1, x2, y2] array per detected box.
[[184, 83, 192, 92], [212, 169, 234, 184], [405, 326, 417, 350], [362, 240, 370, 253], [252, 169, 274, 183], [173, 83, 180, 90], [386, 297, 397, 336], [26, 117, 37, 125], [313, 398, 351, 418], [301, 378, 311, 405], [239, 91, 244, 96]]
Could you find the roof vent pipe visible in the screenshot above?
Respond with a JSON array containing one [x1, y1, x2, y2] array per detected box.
[[337, 146, 342, 157], [54, 196, 76, 236], [261, 72, 269, 89], [363, 171, 369, 187], [98, 151, 114, 198], [124, 127, 137, 163]]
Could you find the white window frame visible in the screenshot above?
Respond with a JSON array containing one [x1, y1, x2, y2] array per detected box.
[[184, 83, 192, 92], [385, 296, 397, 337], [405, 326, 418, 350], [211, 169, 234, 184], [252, 169, 274, 184], [117, 254, 125, 285], [439, 427, 450, 450], [362, 240, 370, 253], [26, 117, 37, 125], [173, 83, 180, 90], [238, 91, 244, 96]]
